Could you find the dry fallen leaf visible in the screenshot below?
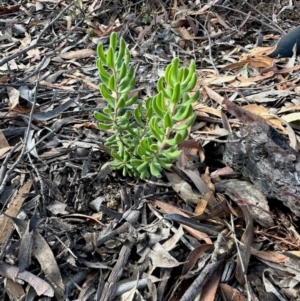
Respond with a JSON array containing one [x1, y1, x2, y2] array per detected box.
[[58, 49, 95, 59]]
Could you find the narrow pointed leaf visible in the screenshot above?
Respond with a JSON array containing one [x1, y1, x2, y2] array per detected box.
[[107, 48, 115, 69], [99, 84, 115, 106], [97, 44, 106, 64], [108, 75, 116, 91], [163, 112, 173, 128], [173, 114, 196, 131], [96, 122, 113, 130], [110, 32, 117, 51], [171, 82, 181, 104], [94, 111, 112, 122], [125, 93, 138, 107]]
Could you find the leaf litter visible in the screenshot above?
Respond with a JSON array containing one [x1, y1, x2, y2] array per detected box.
[[1, 0, 300, 300]]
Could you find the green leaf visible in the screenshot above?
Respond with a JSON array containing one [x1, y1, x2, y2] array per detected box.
[[178, 67, 188, 82], [107, 48, 115, 69], [187, 90, 200, 104], [152, 96, 164, 119], [118, 71, 134, 89], [122, 166, 127, 177], [162, 148, 182, 160], [99, 84, 115, 106], [125, 93, 138, 107], [163, 112, 173, 128], [146, 97, 152, 111], [149, 144, 159, 152], [111, 150, 123, 161], [156, 156, 172, 169], [147, 106, 153, 119], [116, 140, 124, 156], [171, 82, 181, 104], [119, 93, 128, 105], [122, 65, 135, 81], [118, 78, 135, 94], [103, 106, 112, 114], [117, 96, 126, 109], [150, 117, 165, 136], [139, 168, 150, 180], [173, 104, 193, 121], [164, 63, 173, 87], [110, 161, 124, 169], [131, 158, 144, 167], [149, 161, 162, 178], [181, 60, 196, 85], [134, 103, 144, 126], [116, 38, 127, 63], [179, 128, 189, 141], [117, 110, 132, 122], [170, 57, 180, 85], [96, 121, 113, 131], [181, 73, 197, 93], [110, 32, 117, 51], [106, 132, 118, 141], [105, 139, 118, 148], [149, 121, 164, 142], [165, 134, 180, 146], [97, 44, 106, 65], [124, 53, 130, 65], [166, 129, 188, 146], [108, 75, 116, 91], [173, 114, 196, 131], [94, 111, 112, 122], [157, 76, 165, 92], [97, 59, 111, 79], [163, 86, 173, 100], [140, 138, 152, 152], [136, 160, 149, 172], [118, 62, 127, 80], [98, 72, 110, 86], [137, 145, 147, 157], [125, 122, 137, 135], [181, 93, 200, 106], [156, 91, 167, 112]]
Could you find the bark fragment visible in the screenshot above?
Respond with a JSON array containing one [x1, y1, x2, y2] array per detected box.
[[223, 122, 300, 216]]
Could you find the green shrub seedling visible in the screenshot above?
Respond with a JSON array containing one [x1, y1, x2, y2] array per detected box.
[[94, 32, 199, 179]]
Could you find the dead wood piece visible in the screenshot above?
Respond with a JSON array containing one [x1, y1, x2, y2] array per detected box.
[[99, 240, 135, 301], [223, 122, 300, 216]]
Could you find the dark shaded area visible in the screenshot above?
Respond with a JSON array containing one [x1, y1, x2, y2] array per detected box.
[[269, 25, 300, 58]]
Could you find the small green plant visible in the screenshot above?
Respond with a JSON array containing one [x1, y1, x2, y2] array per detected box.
[[94, 32, 199, 179]]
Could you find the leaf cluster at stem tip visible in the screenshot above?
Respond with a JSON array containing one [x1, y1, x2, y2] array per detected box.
[[94, 32, 200, 179]]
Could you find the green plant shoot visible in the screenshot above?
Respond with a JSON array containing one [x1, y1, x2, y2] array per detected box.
[[94, 32, 199, 179]]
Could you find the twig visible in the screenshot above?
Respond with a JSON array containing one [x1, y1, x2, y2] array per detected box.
[[230, 214, 251, 301], [143, 179, 172, 187], [242, 0, 285, 34], [190, 132, 249, 143], [100, 240, 135, 301], [179, 232, 226, 301], [27, 153, 47, 214], [193, 18, 219, 75], [214, 4, 284, 34]]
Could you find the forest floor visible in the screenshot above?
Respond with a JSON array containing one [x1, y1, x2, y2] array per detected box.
[[1, 0, 300, 300]]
